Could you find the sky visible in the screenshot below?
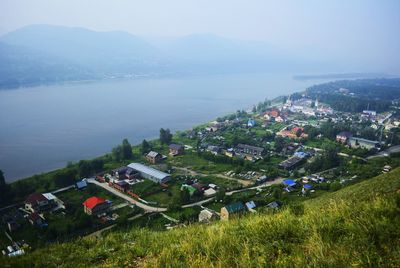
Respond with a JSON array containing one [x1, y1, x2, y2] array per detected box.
[[1, 0, 400, 73]]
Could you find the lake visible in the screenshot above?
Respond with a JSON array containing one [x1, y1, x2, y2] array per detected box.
[[0, 73, 330, 182]]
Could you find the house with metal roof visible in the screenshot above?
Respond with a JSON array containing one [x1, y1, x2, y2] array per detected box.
[[348, 137, 381, 150], [76, 180, 88, 189], [128, 163, 171, 184], [24, 193, 53, 213], [169, 144, 185, 156], [220, 202, 246, 220], [146, 151, 163, 164], [245, 201, 256, 210], [283, 179, 296, 187]]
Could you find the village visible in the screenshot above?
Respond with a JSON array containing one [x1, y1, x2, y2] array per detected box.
[[2, 87, 400, 257]]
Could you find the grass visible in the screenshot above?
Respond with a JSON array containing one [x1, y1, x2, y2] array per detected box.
[[3, 167, 400, 267]]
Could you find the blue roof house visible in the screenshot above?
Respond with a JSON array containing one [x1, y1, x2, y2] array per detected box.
[[283, 179, 296, 187], [247, 118, 256, 128], [76, 180, 88, 190]]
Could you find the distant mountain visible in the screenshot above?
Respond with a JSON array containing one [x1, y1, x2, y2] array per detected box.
[[0, 25, 167, 76], [0, 42, 96, 89], [0, 25, 328, 89], [146, 33, 309, 73]]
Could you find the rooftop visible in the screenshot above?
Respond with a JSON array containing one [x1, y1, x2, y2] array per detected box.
[[224, 202, 246, 214], [83, 196, 106, 209], [128, 163, 170, 180]]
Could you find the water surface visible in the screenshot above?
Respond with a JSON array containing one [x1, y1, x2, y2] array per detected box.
[[0, 73, 329, 182]]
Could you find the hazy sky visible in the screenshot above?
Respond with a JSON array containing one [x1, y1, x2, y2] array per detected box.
[[1, 0, 399, 73]]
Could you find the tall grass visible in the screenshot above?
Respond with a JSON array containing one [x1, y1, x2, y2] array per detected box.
[[2, 169, 400, 267]]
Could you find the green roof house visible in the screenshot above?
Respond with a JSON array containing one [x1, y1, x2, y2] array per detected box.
[[220, 202, 246, 220]]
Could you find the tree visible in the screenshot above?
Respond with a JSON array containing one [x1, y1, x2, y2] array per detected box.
[[121, 139, 133, 159], [0, 169, 11, 205], [295, 128, 303, 138], [91, 159, 104, 172], [78, 160, 92, 178], [0, 169, 5, 188], [160, 128, 173, 144], [112, 146, 123, 162], [216, 188, 226, 202], [180, 188, 191, 204], [141, 139, 151, 155], [54, 169, 76, 187]]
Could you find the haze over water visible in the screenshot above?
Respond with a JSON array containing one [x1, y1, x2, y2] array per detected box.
[[0, 73, 329, 182]]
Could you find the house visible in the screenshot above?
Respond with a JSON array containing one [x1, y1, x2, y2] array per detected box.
[[204, 188, 217, 197], [275, 116, 285, 123], [169, 144, 185, 156], [336, 131, 353, 143], [181, 184, 197, 196], [210, 122, 224, 132], [277, 127, 308, 139], [208, 183, 218, 189], [128, 163, 171, 184], [302, 184, 313, 194], [198, 209, 218, 223], [247, 118, 256, 128], [235, 144, 265, 159], [363, 110, 377, 116], [25, 193, 52, 213], [112, 180, 129, 192], [256, 175, 268, 184], [76, 180, 88, 190], [245, 201, 256, 210], [279, 156, 304, 170], [192, 183, 205, 193], [224, 148, 235, 158], [383, 165, 392, 173], [283, 179, 296, 187], [264, 109, 280, 119], [82, 196, 111, 216], [220, 202, 246, 220], [28, 212, 46, 226], [267, 201, 280, 209], [146, 151, 163, 164], [112, 166, 138, 180], [348, 137, 380, 150], [206, 145, 221, 155]]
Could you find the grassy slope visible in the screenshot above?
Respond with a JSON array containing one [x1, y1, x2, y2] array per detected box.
[[3, 169, 400, 267]]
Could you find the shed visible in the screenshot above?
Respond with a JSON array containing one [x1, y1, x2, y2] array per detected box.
[[283, 179, 296, 187], [76, 180, 88, 189]]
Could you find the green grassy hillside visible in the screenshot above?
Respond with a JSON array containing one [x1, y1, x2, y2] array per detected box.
[[3, 169, 400, 267]]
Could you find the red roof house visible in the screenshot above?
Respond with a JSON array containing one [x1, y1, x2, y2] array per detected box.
[[25, 192, 52, 213], [82, 196, 110, 216]]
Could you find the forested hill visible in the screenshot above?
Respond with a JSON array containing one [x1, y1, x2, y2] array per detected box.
[[306, 78, 400, 112], [3, 168, 400, 267]]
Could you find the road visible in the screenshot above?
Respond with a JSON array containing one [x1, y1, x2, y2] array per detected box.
[[86, 178, 167, 212], [367, 145, 400, 159], [87, 176, 285, 212]]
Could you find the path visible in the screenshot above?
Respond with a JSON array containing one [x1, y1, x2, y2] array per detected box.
[[86, 213, 144, 238], [226, 177, 284, 196], [160, 213, 179, 223], [173, 166, 252, 187]]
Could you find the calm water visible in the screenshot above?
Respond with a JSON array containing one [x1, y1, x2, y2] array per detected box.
[[0, 73, 329, 182]]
